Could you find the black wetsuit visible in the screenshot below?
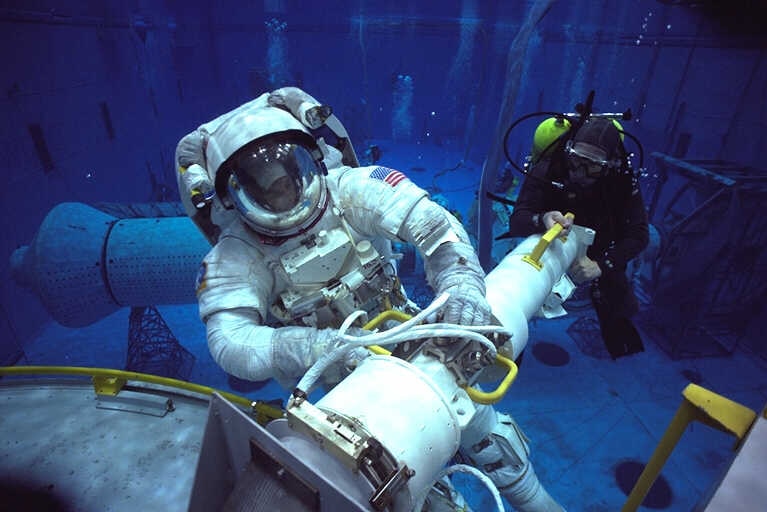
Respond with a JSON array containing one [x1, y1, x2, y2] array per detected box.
[[504, 149, 650, 359]]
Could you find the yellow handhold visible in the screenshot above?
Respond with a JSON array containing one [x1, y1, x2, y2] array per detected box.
[[0, 366, 271, 420], [523, 212, 575, 270], [92, 375, 126, 396], [252, 400, 286, 426], [363, 309, 411, 355], [361, 310, 518, 404], [464, 354, 518, 405]]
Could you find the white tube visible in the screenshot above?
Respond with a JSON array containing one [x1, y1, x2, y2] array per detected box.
[[413, 464, 505, 512], [316, 355, 462, 511], [485, 231, 580, 357]]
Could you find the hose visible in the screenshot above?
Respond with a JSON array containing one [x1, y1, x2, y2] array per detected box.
[[295, 293, 510, 394], [412, 463, 504, 512]]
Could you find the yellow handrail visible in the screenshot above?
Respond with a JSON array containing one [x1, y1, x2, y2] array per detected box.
[[622, 383, 757, 511], [464, 354, 518, 405], [0, 365, 284, 424], [361, 310, 517, 405], [364, 309, 412, 355]]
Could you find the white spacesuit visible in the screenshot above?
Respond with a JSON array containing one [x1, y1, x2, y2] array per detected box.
[[176, 87, 563, 512]]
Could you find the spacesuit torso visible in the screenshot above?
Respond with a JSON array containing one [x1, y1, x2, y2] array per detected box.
[[196, 161, 429, 330]]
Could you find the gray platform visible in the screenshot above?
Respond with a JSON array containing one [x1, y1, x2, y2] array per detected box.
[[0, 378, 210, 511]]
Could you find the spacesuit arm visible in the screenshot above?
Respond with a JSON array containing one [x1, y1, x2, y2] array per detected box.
[[267, 87, 332, 129], [175, 94, 273, 205], [205, 309, 365, 388], [198, 234, 365, 388], [333, 166, 491, 325], [333, 165, 472, 255], [404, 205, 491, 326], [391, 189, 492, 326]]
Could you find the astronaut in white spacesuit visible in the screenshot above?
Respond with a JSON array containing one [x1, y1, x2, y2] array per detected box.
[[176, 87, 563, 512]]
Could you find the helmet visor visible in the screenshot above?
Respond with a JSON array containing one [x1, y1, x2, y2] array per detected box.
[[227, 140, 327, 237], [232, 142, 318, 212]]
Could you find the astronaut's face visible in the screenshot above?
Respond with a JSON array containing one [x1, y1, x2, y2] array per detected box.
[[263, 175, 301, 212], [226, 137, 327, 239]]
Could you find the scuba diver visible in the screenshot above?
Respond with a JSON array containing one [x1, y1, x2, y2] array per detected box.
[[175, 87, 565, 511], [498, 92, 649, 360]]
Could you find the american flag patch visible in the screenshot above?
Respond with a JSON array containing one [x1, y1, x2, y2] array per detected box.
[[369, 166, 407, 187]]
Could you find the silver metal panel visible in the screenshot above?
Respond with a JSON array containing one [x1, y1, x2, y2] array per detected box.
[[189, 393, 371, 512], [0, 378, 209, 511], [702, 412, 767, 511]]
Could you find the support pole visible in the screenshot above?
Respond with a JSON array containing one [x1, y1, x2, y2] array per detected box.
[[477, 0, 557, 270]]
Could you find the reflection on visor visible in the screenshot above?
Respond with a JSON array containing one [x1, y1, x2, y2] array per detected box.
[[225, 137, 328, 239], [261, 174, 301, 212], [232, 142, 319, 213]]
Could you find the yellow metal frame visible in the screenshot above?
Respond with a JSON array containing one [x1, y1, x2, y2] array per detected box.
[[622, 383, 757, 511], [362, 310, 518, 405], [0, 365, 284, 425], [522, 212, 575, 270]]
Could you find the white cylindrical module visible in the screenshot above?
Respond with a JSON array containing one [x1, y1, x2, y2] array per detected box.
[[316, 355, 462, 510], [485, 231, 580, 358]]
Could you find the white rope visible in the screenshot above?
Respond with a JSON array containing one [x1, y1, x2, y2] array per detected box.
[[412, 463, 504, 512], [296, 292, 448, 392]]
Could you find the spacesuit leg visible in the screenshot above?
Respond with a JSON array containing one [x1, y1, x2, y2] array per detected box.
[[459, 405, 563, 512]]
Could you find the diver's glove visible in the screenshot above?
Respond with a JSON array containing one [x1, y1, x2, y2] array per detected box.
[[426, 241, 493, 326]]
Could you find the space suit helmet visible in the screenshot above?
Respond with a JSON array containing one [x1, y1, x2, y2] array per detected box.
[[211, 106, 328, 239], [564, 118, 625, 181]]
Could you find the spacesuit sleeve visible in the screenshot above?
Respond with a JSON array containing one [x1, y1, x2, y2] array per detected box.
[[196, 235, 274, 322], [335, 166, 428, 241], [335, 166, 471, 256], [175, 94, 272, 205], [204, 309, 360, 388]]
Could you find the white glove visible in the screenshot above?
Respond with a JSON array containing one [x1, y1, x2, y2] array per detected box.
[[267, 87, 332, 129], [426, 242, 493, 326]]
